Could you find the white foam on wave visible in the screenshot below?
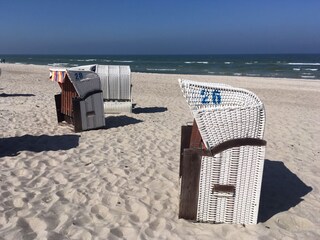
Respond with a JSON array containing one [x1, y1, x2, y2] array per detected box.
[[146, 68, 176, 71], [287, 63, 320, 66], [301, 75, 315, 78], [76, 59, 96, 62], [48, 63, 69, 67], [184, 61, 195, 64], [233, 73, 242, 76], [113, 60, 133, 63], [196, 62, 208, 64], [224, 62, 232, 64], [305, 68, 318, 71], [293, 68, 301, 71], [246, 73, 260, 77], [245, 62, 253, 65]]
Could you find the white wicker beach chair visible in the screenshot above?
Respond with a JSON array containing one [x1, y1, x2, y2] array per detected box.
[[70, 65, 132, 113], [95, 65, 132, 113], [179, 79, 266, 224]]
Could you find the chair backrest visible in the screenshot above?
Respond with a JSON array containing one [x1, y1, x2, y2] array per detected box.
[[95, 65, 131, 101], [68, 64, 131, 101], [179, 79, 261, 111], [178, 79, 266, 149], [66, 70, 102, 99]]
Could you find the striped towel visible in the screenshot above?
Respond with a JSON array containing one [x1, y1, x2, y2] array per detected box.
[[50, 71, 66, 83]]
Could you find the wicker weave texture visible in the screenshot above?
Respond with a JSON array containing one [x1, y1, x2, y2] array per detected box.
[[178, 79, 265, 148], [179, 79, 262, 111], [197, 146, 265, 224], [179, 79, 266, 224]]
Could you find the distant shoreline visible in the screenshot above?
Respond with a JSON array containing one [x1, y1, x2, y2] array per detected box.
[[1, 63, 320, 84], [1, 62, 320, 82]]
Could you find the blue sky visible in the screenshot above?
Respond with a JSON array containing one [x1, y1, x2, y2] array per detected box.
[[0, 0, 319, 54]]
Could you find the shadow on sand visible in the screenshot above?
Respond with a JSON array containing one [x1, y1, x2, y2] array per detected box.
[[0, 93, 35, 97], [258, 159, 312, 222], [105, 115, 143, 129], [0, 134, 80, 158], [133, 106, 167, 114]]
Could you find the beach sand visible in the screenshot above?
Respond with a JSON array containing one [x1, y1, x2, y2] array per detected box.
[[0, 63, 319, 239]]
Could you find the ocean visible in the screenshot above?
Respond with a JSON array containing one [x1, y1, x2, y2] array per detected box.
[[1, 54, 320, 79]]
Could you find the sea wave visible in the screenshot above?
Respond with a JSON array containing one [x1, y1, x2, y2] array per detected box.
[[305, 68, 318, 71], [146, 68, 176, 71], [76, 59, 97, 62], [48, 63, 69, 67], [233, 73, 242, 76], [301, 75, 315, 78], [184, 61, 208, 64], [293, 68, 301, 71], [245, 73, 260, 77], [287, 63, 320, 66], [113, 60, 133, 63], [224, 62, 232, 64]]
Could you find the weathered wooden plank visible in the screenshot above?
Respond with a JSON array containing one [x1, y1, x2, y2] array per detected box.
[[180, 125, 193, 177], [54, 94, 64, 123], [179, 148, 202, 220], [190, 120, 203, 149], [72, 97, 82, 132]]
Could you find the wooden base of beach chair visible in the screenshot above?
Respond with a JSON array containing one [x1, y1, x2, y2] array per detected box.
[[179, 120, 204, 220], [179, 120, 266, 224], [55, 92, 105, 132]]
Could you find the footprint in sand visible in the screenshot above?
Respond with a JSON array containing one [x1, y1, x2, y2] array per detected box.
[[52, 172, 68, 185], [23, 217, 47, 237], [56, 189, 88, 205], [26, 176, 50, 188], [91, 204, 112, 220], [149, 218, 166, 232], [66, 225, 92, 240], [110, 226, 138, 239], [125, 200, 149, 222], [277, 214, 315, 231], [102, 194, 119, 207], [13, 197, 25, 208], [12, 169, 33, 179], [129, 214, 140, 223]]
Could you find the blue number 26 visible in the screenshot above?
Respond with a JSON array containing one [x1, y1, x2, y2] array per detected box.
[[200, 89, 221, 104]]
